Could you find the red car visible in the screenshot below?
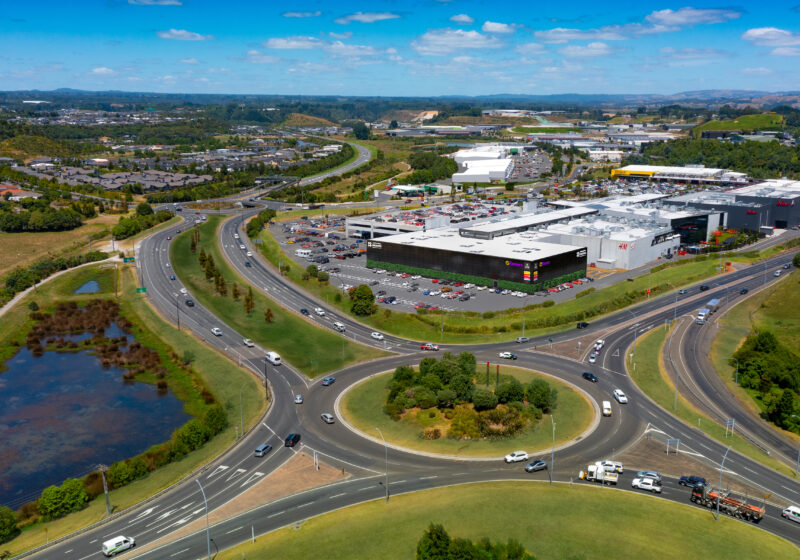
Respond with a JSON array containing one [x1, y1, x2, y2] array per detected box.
[[420, 343, 440, 351], [453, 282, 464, 287], [432, 279, 439, 283]]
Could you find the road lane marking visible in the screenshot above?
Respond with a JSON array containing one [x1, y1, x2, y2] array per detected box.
[[226, 468, 247, 482], [170, 548, 190, 557], [241, 472, 265, 487], [179, 501, 195, 510], [64, 550, 72, 554], [225, 526, 244, 535], [390, 480, 407, 485], [128, 507, 157, 524], [267, 511, 284, 518], [420, 476, 438, 480], [296, 502, 312, 508], [329, 493, 347, 499], [206, 465, 230, 479], [357, 487, 372, 491]]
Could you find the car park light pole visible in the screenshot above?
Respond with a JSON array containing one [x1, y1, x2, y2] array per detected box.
[[376, 427, 389, 503], [196, 479, 211, 560]]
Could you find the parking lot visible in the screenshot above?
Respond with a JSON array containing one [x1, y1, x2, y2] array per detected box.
[[268, 215, 597, 313], [509, 150, 552, 182]]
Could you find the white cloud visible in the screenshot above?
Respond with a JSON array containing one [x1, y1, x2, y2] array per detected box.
[[264, 36, 322, 49], [560, 42, 614, 57], [741, 27, 800, 47], [329, 32, 352, 39], [283, 11, 321, 18], [325, 41, 380, 56], [411, 28, 502, 55], [659, 47, 729, 59], [128, 0, 181, 4], [91, 67, 116, 75], [335, 12, 399, 24], [482, 21, 516, 34], [179, 57, 199, 64], [450, 14, 474, 25], [245, 50, 279, 64], [535, 26, 627, 44], [157, 28, 213, 41], [771, 46, 800, 56], [646, 7, 740, 27], [741, 67, 773, 75], [515, 42, 547, 55]]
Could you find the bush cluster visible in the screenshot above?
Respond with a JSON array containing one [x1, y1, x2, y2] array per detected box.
[[245, 208, 276, 238], [1, 250, 107, 305], [417, 523, 535, 560], [112, 203, 173, 239]]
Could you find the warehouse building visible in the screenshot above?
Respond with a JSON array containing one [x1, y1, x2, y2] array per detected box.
[[611, 164, 749, 186], [451, 144, 515, 183], [366, 229, 586, 292], [458, 207, 598, 240]]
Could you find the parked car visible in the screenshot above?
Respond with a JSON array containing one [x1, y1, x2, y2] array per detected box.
[[582, 372, 598, 383], [679, 475, 706, 488], [632, 477, 662, 493], [321, 413, 335, 424], [613, 389, 628, 403], [499, 351, 518, 360], [524, 459, 547, 472], [504, 450, 529, 463], [321, 377, 336, 386], [421, 343, 439, 351]]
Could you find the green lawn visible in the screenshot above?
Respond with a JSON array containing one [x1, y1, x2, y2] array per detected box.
[[628, 326, 793, 475], [511, 126, 584, 134], [217, 482, 797, 560], [342, 365, 592, 457], [171, 216, 387, 376], [693, 114, 784, 136], [3, 264, 267, 557]]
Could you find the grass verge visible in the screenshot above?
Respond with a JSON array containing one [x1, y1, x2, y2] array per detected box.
[[342, 365, 592, 457], [217, 482, 797, 560], [171, 216, 387, 376], [627, 325, 793, 476], [4, 265, 266, 557]]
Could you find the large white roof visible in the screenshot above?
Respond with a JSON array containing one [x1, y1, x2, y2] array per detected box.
[[727, 179, 800, 199], [462, 207, 597, 233]]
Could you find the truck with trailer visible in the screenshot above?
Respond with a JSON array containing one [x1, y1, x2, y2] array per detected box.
[[689, 483, 765, 523], [696, 308, 710, 325], [706, 298, 721, 313], [578, 463, 619, 485]]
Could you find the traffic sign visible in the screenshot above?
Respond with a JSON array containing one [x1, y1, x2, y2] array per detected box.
[[548, 337, 553, 343], [124, 257, 136, 263], [136, 287, 147, 293]]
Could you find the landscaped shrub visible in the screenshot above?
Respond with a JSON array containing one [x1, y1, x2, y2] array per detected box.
[[37, 478, 88, 520], [0, 505, 19, 544]]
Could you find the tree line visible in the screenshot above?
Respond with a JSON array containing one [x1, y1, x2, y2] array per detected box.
[[398, 152, 458, 185], [111, 202, 173, 239], [417, 523, 534, 560]]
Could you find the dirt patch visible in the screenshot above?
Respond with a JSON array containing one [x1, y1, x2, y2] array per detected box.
[[130, 452, 348, 557]]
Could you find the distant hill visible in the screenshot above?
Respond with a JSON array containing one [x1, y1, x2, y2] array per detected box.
[[283, 113, 336, 127], [692, 114, 784, 136], [0, 135, 80, 161]]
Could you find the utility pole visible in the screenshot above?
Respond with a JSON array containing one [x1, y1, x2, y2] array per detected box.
[[196, 480, 211, 560], [263, 358, 269, 401], [549, 415, 555, 487], [176, 296, 180, 331], [375, 428, 388, 503], [716, 446, 732, 521], [98, 464, 111, 516]]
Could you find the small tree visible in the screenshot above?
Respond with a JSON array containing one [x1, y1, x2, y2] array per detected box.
[[232, 283, 240, 300], [416, 523, 451, 560], [472, 387, 498, 411], [794, 252, 800, 268], [318, 271, 329, 282], [306, 264, 318, 277], [28, 301, 39, 311], [190, 234, 197, 254], [135, 202, 154, 216], [350, 284, 377, 316], [245, 287, 255, 314], [264, 308, 274, 323], [0, 506, 18, 544], [198, 248, 207, 267]]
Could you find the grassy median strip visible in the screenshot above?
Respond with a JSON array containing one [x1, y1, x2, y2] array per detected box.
[[172, 216, 387, 376], [217, 482, 796, 560], [628, 325, 793, 476], [342, 365, 592, 457], [5, 264, 266, 557]]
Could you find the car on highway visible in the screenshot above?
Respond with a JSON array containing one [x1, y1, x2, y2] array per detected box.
[[515, 337, 530, 343], [582, 372, 598, 383], [421, 343, 439, 351], [166, 236, 171, 241], [300, 308, 310, 316], [699, 285, 710, 292], [243, 338, 254, 347], [239, 244, 246, 250], [211, 327, 222, 336], [504, 450, 529, 463], [185, 299, 195, 307], [576, 321, 589, 329], [781, 505, 800, 524], [321, 377, 336, 386], [632, 477, 662, 493], [102, 536, 135, 557], [635, 470, 662, 483], [294, 394, 303, 404], [740, 288, 748, 295], [170, 275, 176, 281], [246, 251, 253, 257], [599, 460, 623, 473], [774, 270, 782, 277], [613, 389, 628, 403], [321, 413, 335, 424], [784, 263, 791, 269], [588, 353, 596, 364], [678, 289, 688, 294], [679, 475, 706, 488], [179, 288, 188, 295], [284, 433, 301, 447], [165, 262, 170, 268], [524, 459, 547, 472], [499, 352, 517, 360], [314, 307, 325, 316], [371, 332, 385, 341], [245, 261, 252, 267], [254, 443, 272, 457]]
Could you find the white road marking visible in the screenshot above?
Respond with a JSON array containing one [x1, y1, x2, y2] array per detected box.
[[128, 507, 156, 524], [89, 539, 97, 543], [241, 471, 266, 487], [296, 502, 312, 508], [179, 501, 195, 510], [225, 526, 245, 535], [420, 476, 438, 480], [64, 550, 72, 554], [226, 468, 247, 482], [391, 480, 407, 485], [267, 511, 284, 518], [170, 548, 190, 557], [357, 486, 372, 492], [329, 493, 347, 499]]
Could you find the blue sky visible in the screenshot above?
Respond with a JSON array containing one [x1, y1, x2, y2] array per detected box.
[[3, 1, 800, 96]]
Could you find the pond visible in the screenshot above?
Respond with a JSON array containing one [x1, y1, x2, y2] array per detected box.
[[74, 280, 100, 294], [0, 326, 191, 508]]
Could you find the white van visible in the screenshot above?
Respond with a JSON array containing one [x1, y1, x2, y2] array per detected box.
[[266, 351, 281, 366], [102, 536, 135, 557], [602, 401, 612, 416], [333, 322, 346, 333], [295, 249, 312, 259]]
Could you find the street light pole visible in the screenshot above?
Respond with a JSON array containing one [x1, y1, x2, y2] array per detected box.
[[716, 446, 732, 521], [239, 383, 245, 438], [375, 427, 388, 503], [549, 414, 555, 487], [263, 358, 269, 401], [175, 296, 180, 331], [98, 464, 111, 516], [196, 479, 211, 560]]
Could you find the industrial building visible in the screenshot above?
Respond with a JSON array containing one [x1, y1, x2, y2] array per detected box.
[[611, 164, 749, 186], [451, 144, 515, 184], [458, 207, 598, 240], [366, 230, 587, 292]]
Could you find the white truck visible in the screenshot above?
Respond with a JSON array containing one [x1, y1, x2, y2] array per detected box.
[[696, 308, 710, 325], [578, 463, 619, 485]]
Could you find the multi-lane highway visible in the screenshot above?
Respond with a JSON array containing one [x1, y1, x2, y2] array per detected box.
[[25, 211, 800, 559]]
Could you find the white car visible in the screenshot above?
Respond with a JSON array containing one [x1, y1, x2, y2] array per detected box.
[[165, 262, 170, 268], [464, 283, 474, 289], [476, 285, 487, 291], [321, 413, 335, 424], [781, 505, 800, 524], [314, 307, 325, 316], [595, 339, 605, 350], [371, 332, 385, 341], [243, 338, 254, 347], [375, 269, 386, 274], [613, 389, 628, 404], [588, 353, 596, 364], [246, 251, 253, 257], [234, 233, 239, 239], [211, 327, 222, 336], [179, 288, 188, 295], [294, 394, 303, 404], [504, 450, 529, 463], [239, 244, 246, 250], [632, 478, 662, 493], [430, 290, 440, 296], [411, 275, 421, 280]]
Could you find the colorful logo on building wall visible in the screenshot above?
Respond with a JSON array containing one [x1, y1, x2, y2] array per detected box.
[[523, 269, 531, 282], [776, 200, 795, 207], [746, 210, 757, 215], [505, 260, 524, 267]]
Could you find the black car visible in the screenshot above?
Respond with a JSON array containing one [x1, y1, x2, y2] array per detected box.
[[377, 290, 386, 296], [370, 280, 380, 286], [300, 308, 310, 316], [576, 321, 590, 329], [679, 475, 706, 488], [459, 295, 470, 301], [740, 288, 748, 295], [699, 285, 710, 292], [284, 433, 301, 447], [245, 261, 252, 267], [525, 460, 547, 473], [185, 299, 195, 307], [582, 372, 598, 383]]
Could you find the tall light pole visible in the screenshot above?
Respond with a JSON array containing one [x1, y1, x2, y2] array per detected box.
[[175, 295, 180, 331], [716, 446, 732, 521], [375, 427, 388, 503], [239, 383, 245, 438], [549, 415, 555, 487], [196, 479, 211, 560], [98, 464, 111, 516], [263, 358, 269, 401]]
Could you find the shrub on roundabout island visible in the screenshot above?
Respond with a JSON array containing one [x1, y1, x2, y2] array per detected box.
[[383, 352, 556, 440]]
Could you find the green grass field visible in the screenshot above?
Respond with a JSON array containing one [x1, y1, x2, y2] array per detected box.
[[171, 216, 387, 376], [342, 365, 592, 457], [693, 114, 784, 136], [217, 482, 797, 560], [628, 326, 792, 475], [3, 264, 267, 557], [510, 126, 584, 134]]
